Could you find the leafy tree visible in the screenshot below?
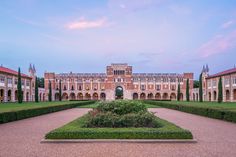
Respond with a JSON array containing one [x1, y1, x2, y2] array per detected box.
[[35, 77, 39, 102], [218, 77, 223, 103], [199, 73, 203, 102], [17, 67, 23, 103], [194, 80, 199, 88], [186, 78, 190, 101], [59, 79, 62, 101], [177, 83, 181, 101], [37, 77, 44, 88], [48, 81, 52, 101]]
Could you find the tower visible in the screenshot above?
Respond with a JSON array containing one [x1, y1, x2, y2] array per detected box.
[[29, 64, 36, 101], [201, 64, 209, 101]]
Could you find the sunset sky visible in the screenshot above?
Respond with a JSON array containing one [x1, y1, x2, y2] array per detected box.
[[0, 0, 236, 79]]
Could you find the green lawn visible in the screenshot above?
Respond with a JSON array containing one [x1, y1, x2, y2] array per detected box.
[[0, 101, 80, 113], [45, 114, 193, 139]]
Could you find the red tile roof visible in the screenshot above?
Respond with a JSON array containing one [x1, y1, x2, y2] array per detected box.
[[0, 66, 32, 79], [206, 67, 236, 79]]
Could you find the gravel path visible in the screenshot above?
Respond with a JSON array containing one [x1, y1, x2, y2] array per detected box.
[[0, 108, 236, 157]]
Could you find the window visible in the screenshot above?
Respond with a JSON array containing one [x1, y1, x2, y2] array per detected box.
[[163, 77, 168, 82], [0, 76, 5, 83], [208, 81, 211, 87], [21, 80, 25, 86], [15, 79, 17, 85], [141, 85, 146, 90], [233, 77, 236, 85], [225, 78, 230, 85], [7, 78, 12, 84], [78, 85, 82, 90], [170, 78, 176, 83], [171, 85, 175, 91], [63, 85, 67, 90], [26, 80, 30, 86], [156, 85, 161, 91], [133, 77, 139, 82], [212, 80, 216, 87], [178, 78, 183, 82]]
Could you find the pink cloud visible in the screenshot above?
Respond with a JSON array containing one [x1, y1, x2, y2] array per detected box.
[[198, 30, 236, 58], [221, 20, 234, 29], [65, 18, 107, 30]]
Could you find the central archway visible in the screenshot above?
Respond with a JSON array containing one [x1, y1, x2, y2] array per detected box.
[[115, 86, 123, 99]]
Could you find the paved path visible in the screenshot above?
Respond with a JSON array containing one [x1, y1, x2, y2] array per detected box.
[[0, 108, 236, 157]]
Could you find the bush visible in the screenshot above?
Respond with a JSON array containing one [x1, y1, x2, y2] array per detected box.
[[0, 101, 95, 124], [144, 100, 236, 123]]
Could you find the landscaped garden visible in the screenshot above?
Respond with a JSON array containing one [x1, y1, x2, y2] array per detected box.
[[145, 100, 236, 123], [0, 101, 95, 124], [45, 100, 193, 139]]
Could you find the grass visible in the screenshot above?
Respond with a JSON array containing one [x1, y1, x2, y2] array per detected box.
[[45, 114, 193, 139], [0, 101, 81, 113]]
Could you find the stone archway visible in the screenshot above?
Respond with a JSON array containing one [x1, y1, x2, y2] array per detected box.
[[170, 93, 176, 100], [8, 90, 11, 102], [213, 91, 217, 101], [234, 89, 236, 101], [163, 93, 168, 100], [140, 93, 146, 100], [0, 89, 4, 102], [147, 93, 154, 100], [62, 93, 68, 100], [193, 93, 195, 101], [70, 93, 76, 100], [55, 93, 60, 101], [92, 93, 98, 100], [100, 93, 106, 100], [77, 93, 83, 100], [115, 86, 123, 99], [208, 92, 211, 101], [133, 93, 138, 100], [155, 93, 161, 100], [226, 90, 230, 101], [26, 92, 29, 102], [85, 93, 91, 100]]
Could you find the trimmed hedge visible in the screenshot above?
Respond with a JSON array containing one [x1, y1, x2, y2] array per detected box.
[[145, 100, 236, 123], [45, 115, 193, 139], [0, 101, 95, 124]]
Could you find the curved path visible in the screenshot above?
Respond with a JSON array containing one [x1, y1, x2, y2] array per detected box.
[[0, 108, 236, 157]]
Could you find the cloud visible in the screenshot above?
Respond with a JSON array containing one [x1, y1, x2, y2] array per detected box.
[[221, 20, 234, 29], [65, 17, 108, 30], [198, 30, 236, 58]]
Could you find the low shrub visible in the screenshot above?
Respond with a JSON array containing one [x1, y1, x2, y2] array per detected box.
[[145, 100, 236, 123], [0, 101, 95, 124]]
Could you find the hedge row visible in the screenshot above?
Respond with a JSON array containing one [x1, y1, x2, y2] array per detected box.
[[145, 100, 236, 123], [45, 115, 193, 139], [0, 101, 95, 124], [46, 129, 193, 139]]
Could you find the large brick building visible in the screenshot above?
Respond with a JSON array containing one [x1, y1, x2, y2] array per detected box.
[[44, 63, 194, 101], [0, 65, 36, 102], [192, 65, 236, 102]]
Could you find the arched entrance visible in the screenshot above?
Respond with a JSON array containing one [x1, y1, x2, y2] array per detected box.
[[208, 92, 211, 101], [100, 93, 106, 100], [147, 93, 154, 99], [15, 90, 18, 101], [213, 91, 217, 101], [92, 93, 98, 100], [140, 93, 146, 100], [55, 93, 60, 101], [133, 93, 138, 100], [193, 93, 195, 101], [170, 93, 176, 100], [234, 89, 236, 101], [70, 93, 76, 100], [180, 93, 183, 101], [8, 90, 11, 102], [77, 93, 83, 100], [226, 90, 230, 101], [155, 93, 161, 100], [26, 92, 29, 102], [0, 89, 4, 102], [85, 93, 91, 100], [62, 93, 68, 100], [115, 86, 123, 99]]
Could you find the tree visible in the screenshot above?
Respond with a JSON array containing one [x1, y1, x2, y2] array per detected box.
[[37, 77, 44, 88], [199, 73, 203, 102], [35, 77, 39, 102], [48, 81, 52, 101], [194, 80, 199, 88], [177, 83, 181, 101], [59, 79, 62, 101], [218, 77, 223, 103], [186, 78, 190, 101], [17, 67, 23, 103]]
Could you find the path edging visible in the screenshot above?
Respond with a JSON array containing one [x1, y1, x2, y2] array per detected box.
[[41, 139, 197, 143]]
